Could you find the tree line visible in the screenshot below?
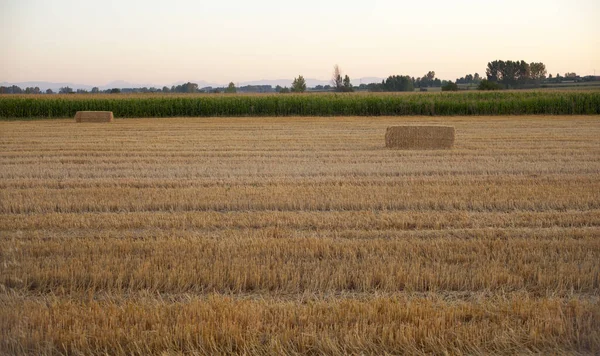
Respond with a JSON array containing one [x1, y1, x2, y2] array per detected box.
[[2, 61, 597, 95]]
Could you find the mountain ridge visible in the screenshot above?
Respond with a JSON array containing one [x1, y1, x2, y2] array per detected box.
[[1, 77, 386, 91]]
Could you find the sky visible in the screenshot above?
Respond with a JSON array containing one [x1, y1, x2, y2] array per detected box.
[[1, 0, 599, 86]]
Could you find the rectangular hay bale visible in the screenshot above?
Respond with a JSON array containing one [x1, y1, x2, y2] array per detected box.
[[75, 111, 114, 123], [385, 125, 455, 149]]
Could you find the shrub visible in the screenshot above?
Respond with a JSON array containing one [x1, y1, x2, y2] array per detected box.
[[441, 82, 458, 91], [478, 80, 503, 91]]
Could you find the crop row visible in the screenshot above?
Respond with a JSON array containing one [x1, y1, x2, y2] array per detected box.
[[1, 91, 599, 118]]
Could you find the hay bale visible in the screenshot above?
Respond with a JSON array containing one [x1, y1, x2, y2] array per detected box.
[[75, 111, 114, 123], [385, 125, 455, 149]]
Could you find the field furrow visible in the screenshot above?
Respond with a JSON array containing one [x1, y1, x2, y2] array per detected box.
[[1, 116, 599, 354]]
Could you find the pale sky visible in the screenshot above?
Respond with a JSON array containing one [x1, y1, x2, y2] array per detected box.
[[1, 0, 599, 85]]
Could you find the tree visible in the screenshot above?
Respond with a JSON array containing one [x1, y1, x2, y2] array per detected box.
[[91, 87, 99, 94], [486, 60, 503, 82], [529, 62, 546, 81], [110, 88, 121, 94], [342, 75, 353, 92], [517, 60, 531, 84], [279, 86, 290, 93], [162, 86, 170, 93], [331, 65, 343, 91], [225, 82, 237, 93], [499, 60, 520, 86], [46, 89, 53, 94], [382, 75, 414, 92], [59, 86, 73, 94], [366, 82, 384, 92], [486, 60, 535, 87], [418, 71, 440, 87], [291, 75, 307, 93], [441, 81, 458, 91], [185, 82, 198, 93], [170, 82, 199, 93]]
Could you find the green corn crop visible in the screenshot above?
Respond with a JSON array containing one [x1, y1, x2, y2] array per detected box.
[[0, 91, 599, 119]]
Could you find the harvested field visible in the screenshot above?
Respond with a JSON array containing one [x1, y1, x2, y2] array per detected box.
[[1, 116, 599, 355]]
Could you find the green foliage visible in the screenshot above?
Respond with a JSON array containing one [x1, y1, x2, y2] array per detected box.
[[110, 88, 121, 94], [1, 91, 599, 119], [225, 82, 237, 94], [441, 82, 459, 91], [415, 71, 441, 88], [342, 75, 353, 92], [291, 76, 306, 93], [486, 60, 548, 88], [478, 80, 503, 91], [59, 87, 74, 94], [383, 76, 414, 92]]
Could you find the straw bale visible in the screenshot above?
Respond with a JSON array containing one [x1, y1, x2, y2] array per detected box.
[[385, 125, 455, 149], [75, 111, 114, 123]]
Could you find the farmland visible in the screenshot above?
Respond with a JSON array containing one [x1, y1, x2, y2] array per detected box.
[[1, 115, 599, 354], [1, 90, 600, 119]]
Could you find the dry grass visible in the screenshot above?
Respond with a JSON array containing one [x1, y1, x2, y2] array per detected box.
[[1, 116, 599, 355], [385, 125, 455, 149]]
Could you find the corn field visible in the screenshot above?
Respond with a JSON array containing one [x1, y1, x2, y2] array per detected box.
[[1, 91, 599, 118]]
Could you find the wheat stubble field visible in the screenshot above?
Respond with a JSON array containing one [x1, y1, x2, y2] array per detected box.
[[1, 116, 599, 355]]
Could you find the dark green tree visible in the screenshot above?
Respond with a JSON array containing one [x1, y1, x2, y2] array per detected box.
[[59, 86, 74, 94], [291, 75, 306, 93], [225, 82, 237, 93], [342, 75, 353, 92], [383, 75, 414, 92]]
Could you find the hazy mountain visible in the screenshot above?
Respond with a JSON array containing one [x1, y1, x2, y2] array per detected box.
[[2, 77, 386, 92], [102, 80, 158, 90], [171, 80, 222, 89], [0, 81, 96, 92], [235, 77, 385, 88]]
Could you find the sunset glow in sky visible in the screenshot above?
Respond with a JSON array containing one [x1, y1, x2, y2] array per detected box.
[[2, 0, 599, 85]]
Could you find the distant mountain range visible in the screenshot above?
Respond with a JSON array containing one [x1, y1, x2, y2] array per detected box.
[[2, 77, 386, 91]]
